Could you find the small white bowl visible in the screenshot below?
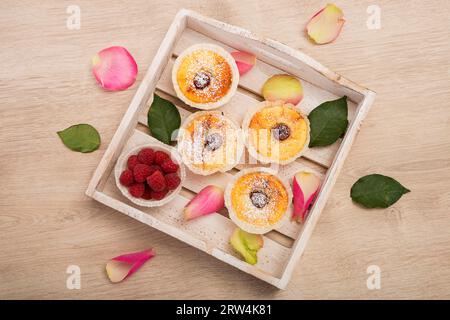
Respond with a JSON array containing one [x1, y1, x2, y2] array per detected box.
[[115, 143, 186, 207]]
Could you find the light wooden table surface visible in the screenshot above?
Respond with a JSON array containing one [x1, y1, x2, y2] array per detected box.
[[1, 0, 449, 299]]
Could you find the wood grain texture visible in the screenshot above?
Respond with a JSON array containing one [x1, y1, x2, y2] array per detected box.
[[0, 0, 449, 299]]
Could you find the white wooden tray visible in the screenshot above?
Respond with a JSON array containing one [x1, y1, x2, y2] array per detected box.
[[86, 9, 375, 289]]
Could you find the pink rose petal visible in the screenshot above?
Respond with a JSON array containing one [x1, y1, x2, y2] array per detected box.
[[231, 51, 256, 75], [184, 185, 224, 220], [292, 171, 321, 222], [306, 4, 345, 45], [92, 46, 138, 91], [106, 248, 155, 283]]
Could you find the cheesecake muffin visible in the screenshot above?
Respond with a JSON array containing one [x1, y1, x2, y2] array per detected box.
[[225, 168, 291, 234], [177, 111, 244, 175], [172, 44, 239, 109], [243, 101, 310, 164]]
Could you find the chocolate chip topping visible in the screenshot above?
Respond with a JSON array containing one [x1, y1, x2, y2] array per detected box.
[[205, 133, 223, 151], [249, 190, 269, 209], [193, 72, 211, 89], [272, 123, 291, 141]]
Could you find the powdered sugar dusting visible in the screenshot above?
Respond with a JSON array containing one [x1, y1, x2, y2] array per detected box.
[[231, 172, 288, 226], [177, 49, 233, 103], [193, 71, 211, 89], [179, 113, 239, 173], [249, 191, 269, 208]]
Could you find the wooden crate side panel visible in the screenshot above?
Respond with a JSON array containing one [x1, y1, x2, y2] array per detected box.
[[86, 10, 188, 197], [278, 91, 376, 289], [175, 28, 357, 119], [185, 10, 366, 102]]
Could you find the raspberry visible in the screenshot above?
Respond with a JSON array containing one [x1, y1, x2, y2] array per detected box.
[[154, 151, 170, 165], [129, 183, 145, 198], [148, 164, 163, 176], [165, 173, 181, 190], [119, 169, 134, 186], [146, 170, 166, 192], [150, 189, 168, 200], [141, 185, 153, 200], [133, 164, 152, 183], [161, 159, 179, 173], [127, 155, 140, 170], [137, 148, 154, 165]]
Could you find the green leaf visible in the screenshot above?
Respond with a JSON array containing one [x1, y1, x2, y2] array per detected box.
[[351, 174, 410, 208], [147, 94, 181, 144], [308, 96, 348, 147], [57, 124, 101, 153]]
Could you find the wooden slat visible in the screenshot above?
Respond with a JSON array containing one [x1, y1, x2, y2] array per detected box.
[[176, 29, 358, 116], [185, 11, 366, 103], [278, 91, 376, 289], [102, 129, 291, 279], [85, 10, 188, 197]]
